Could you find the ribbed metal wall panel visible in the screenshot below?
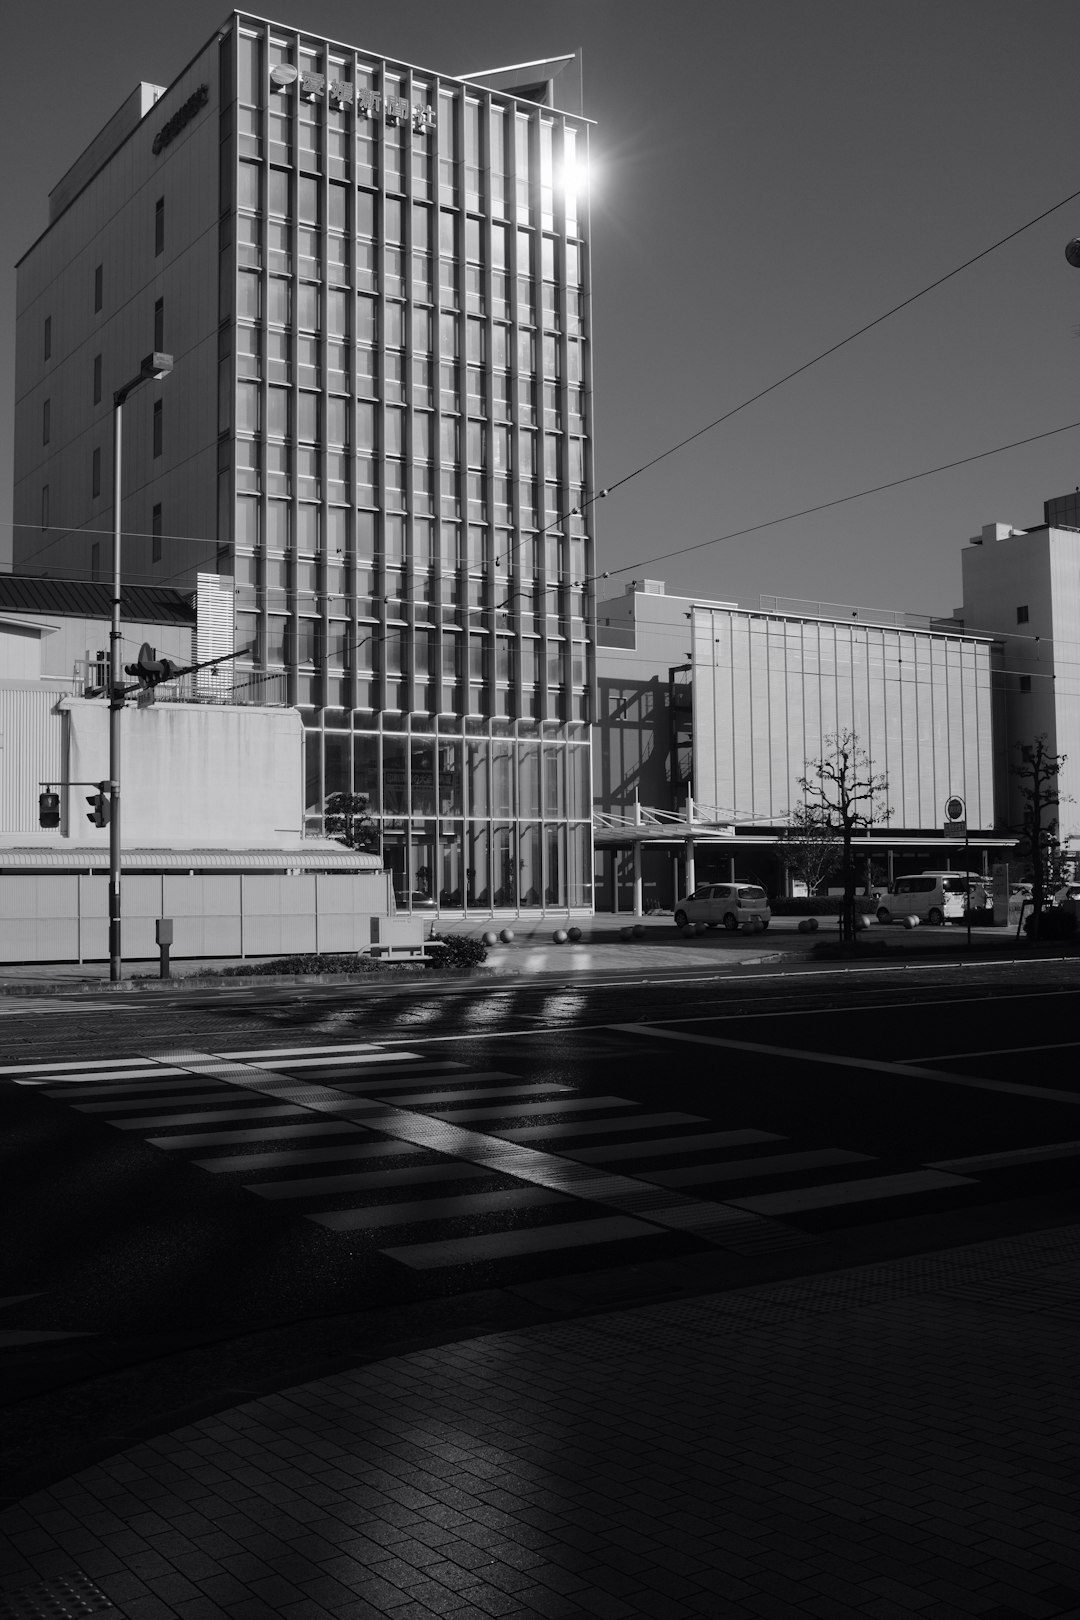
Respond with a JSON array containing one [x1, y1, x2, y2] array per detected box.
[[0, 688, 64, 832]]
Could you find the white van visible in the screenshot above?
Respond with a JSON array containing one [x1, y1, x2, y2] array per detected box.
[[875, 872, 977, 926]]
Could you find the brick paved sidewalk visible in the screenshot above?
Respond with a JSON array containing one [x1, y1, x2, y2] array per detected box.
[[3, 1225, 1080, 1620]]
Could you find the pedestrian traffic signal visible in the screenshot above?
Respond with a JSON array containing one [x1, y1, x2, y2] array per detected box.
[[86, 785, 111, 828], [124, 643, 178, 689], [38, 789, 60, 828]]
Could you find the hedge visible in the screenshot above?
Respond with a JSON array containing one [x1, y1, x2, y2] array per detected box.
[[769, 896, 879, 917]]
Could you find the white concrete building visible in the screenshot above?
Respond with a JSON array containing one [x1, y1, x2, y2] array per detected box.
[[594, 580, 1003, 912], [958, 517, 1080, 844]]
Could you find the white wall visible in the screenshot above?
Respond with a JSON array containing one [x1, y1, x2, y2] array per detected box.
[[692, 608, 996, 830], [61, 697, 302, 846]]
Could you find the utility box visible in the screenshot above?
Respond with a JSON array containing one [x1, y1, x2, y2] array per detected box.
[[155, 918, 174, 946]]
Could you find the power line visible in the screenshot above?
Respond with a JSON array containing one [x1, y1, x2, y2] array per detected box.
[[583, 182, 1080, 508], [590, 418, 1080, 580]]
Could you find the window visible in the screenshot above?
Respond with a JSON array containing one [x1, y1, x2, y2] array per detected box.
[[153, 399, 163, 458], [154, 299, 164, 352], [94, 264, 103, 312], [1019, 674, 1032, 693], [152, 504, 162, 563], [92, 447, 101, 499], [42, 398, 50, 444], [1022, 744, 1034, 762], [155, 197, 164, 256], [93, 354, 102, 406], [1017, 605, 1029, 624], [43, 316, 51, 361]]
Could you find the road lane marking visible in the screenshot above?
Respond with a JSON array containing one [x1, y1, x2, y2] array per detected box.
[[906, 1040, 1080, 1063], [146, 1049, 809, 1254], [73, 1090, 263, 1113], [927, 1140, 1080, 1172], [613, 1026, 1080, 1104], [311, 1187, 568, 1232], [43, 1075, 219, 1099], [498, 1113, 708, 1142], [567, 1128, 785, 1164], [245, 1162, 484, 1199], [194, 1141, 417, 1172], [148, 1121, 360, 1148], [418, 1095, 636, 1123], [642, 1148, 875, 1188], [380, 1216, 659, 1268], [115, 1105, 313, 1129], [727, 1169, 975, 1215]]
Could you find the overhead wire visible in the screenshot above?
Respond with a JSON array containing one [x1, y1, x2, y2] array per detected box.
[[10, 183, 1080, 612]]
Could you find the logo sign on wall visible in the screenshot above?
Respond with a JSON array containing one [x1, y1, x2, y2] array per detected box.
[[943, 795, 966, 837], [270, 64, 435, 129], [153, 84, 210, 155]]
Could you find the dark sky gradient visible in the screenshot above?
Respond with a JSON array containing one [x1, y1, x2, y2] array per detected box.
[[6, 1, 1080, 620]]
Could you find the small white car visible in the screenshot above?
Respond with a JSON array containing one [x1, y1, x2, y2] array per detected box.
[[674, 883, 771, 931]]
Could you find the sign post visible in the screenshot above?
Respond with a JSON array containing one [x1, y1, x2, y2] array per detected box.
[[943, 796, 970, 949]]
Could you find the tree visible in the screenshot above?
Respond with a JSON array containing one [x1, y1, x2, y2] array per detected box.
[[798, 730, 890, 945], [1012, 736, 1066, 942], [777, 802, 840, 898], [325, 791, 380, 853]]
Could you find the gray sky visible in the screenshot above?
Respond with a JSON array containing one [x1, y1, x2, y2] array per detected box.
[[6, 0, 1080, 620]]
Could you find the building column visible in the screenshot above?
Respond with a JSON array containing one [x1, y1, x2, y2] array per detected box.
[[633, 841, 643, 918], [887, 847, 895, 885], [685, 837, 696, 895]]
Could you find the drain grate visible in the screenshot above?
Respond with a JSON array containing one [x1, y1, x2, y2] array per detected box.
[[0, 1573, 115, 1619]]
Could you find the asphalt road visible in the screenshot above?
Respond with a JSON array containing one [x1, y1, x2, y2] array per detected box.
[[4, 953, 1080, 1520], [3, 953, 1078, 1342]]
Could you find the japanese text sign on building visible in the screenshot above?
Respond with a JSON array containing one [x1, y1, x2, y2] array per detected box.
[[270, 66, 435, 129]]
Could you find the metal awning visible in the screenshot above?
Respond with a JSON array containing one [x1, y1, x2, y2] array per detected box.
[[0, 844, 383, 872]]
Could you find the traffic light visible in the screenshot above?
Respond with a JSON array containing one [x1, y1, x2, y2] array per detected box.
[[86, 784, 111, 828], [124, 643, 178, 689], [38, 789, 60, 828]]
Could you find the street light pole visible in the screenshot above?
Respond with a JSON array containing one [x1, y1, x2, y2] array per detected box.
[[109, 351, 173, 983]]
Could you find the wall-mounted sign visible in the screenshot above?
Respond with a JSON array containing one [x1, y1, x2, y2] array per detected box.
[[153, 84, 210, 155], [270, 65, 434, 129]]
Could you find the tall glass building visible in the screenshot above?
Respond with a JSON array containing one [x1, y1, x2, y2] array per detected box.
[[14, 13, 596, 916]]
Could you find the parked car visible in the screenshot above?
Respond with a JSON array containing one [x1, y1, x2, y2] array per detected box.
[[674, 883, 771, 931], [875, 872, 973, 926], [1053, 883, 1080, 915]]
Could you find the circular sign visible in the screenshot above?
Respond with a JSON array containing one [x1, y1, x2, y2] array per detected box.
[[270, 64, 299, 87], [1067, 239, 1080, 269], [944, 796, 966, 822]]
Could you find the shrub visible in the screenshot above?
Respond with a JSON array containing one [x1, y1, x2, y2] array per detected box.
[[1023, 908, 1077, 941], [428, 932, 489, 971], [769, 895, 878, 917]]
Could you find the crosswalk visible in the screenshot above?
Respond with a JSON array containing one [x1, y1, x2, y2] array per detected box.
[[6, 1038, 997, 1275]]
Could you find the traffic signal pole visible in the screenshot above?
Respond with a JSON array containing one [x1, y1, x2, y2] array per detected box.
[[109, 388, 124, 983]]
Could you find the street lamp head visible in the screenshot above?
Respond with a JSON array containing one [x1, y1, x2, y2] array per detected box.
[[142, 351, 174, 381]]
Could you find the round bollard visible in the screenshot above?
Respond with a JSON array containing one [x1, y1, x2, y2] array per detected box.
[[483, 930, 499, 947], [695, 923, 708, 936], [797, 916, 819, 934], [681, 925, 696, 939], [553, 929, 568, 944], [855, 912, 869, 931], [499, 928, 514, 944], [620, 926, 634, 940], [567, 926, 582, 942], [903, 914, 920, 929], [632, 924, 646, 938]]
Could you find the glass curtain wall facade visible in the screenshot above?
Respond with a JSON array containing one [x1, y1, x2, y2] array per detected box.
[[219, 18, 595, 911]]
